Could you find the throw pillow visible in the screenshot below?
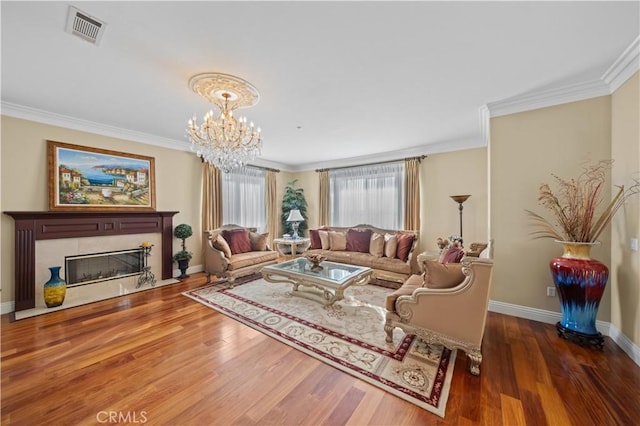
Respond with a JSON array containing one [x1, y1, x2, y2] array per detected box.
[[249, 232, 268, 251], [222, 228, 252, 255], [384, 233, 398, 258], [309, 228, 324, 249], [369, 232, 384, 257], [318, 230, 330, 250], [423, 259, 465, 289], [329, 231, 347, 251], [212, 234, 232, 259], [441, 246, 465, 264], [346, 228, 373, 253], [395, 233, 415, 262]]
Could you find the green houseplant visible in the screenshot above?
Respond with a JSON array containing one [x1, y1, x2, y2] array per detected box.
[[172, 223, 193, 279], [281, 179, 309, 237]]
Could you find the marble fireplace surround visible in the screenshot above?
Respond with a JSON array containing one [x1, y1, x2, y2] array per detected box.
[[5, 211, 178, 313]]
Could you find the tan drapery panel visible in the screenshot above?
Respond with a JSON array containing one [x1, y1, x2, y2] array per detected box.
[[404, 158, 421, 231], [202, 162, 223, 231], [265, 170, 278, 247], [318, 170, 329, 226]]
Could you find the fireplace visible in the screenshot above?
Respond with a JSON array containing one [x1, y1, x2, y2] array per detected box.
[[4, 211, 178, 312], [65, 248, 144, 287]]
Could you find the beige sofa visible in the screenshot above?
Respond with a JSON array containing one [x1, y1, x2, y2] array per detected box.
[[384, 256, 494, 375], [305, 224, 419, 285], [203, 224, 278, 286]]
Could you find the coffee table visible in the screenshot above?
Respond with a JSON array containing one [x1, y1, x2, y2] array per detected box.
[[261, 258, 373, 306]]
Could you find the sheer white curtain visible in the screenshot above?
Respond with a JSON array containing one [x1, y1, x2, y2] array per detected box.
[[222, 166, 266, 231], [329, 162, 405, 229]]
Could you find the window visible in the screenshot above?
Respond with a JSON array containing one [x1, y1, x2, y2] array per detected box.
[[329, 162, 405, 229], [222, 166, 266, 231]]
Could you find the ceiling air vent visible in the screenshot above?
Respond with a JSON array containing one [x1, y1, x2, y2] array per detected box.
[[65, 6, 106, 45]]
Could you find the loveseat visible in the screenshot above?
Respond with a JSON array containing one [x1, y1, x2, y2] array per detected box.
[[305, 224, 419, 285], [203, 224, 278, 286]]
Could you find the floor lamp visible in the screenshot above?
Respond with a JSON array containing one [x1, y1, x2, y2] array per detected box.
[[450, 195, 471, 247]]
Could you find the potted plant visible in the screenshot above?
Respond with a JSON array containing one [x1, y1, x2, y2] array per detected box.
[[173, 223, 193, 279], [526, 160, 639, 347]]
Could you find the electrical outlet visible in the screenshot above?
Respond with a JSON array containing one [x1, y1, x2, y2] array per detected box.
[[631, 238, 638, 252], [546, 286, 556, 297]]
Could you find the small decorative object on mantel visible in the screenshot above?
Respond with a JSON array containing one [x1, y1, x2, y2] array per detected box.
[[137, 242, 156, 288], [172, 224, 193, 279], [306, 253, 327, 271], [43, 266, 67, 308], [526, 160, 639, 349]]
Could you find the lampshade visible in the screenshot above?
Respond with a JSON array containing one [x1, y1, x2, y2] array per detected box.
[[286, 209, 304, 222], [450, 195, 471, 204]]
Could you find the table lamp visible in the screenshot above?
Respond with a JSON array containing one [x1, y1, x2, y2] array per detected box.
[[286, 209, 304, 239]]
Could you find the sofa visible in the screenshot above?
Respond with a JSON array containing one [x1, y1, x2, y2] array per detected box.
[[305, 224, 419, 285], [384, 253, 494, 376], [203, 224, 278, 286]]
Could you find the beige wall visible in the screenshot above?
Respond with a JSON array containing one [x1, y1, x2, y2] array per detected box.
[[419, 149, 488, 254], [1, 116, 202, 304], [611, 71, 640, 345], [490, 96, 612, 318]]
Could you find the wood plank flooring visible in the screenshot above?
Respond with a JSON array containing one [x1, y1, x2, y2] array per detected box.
[[2, 272, 639, 425]]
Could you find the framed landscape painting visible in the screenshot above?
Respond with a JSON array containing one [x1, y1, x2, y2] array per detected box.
[[48, 140, 156, 211]]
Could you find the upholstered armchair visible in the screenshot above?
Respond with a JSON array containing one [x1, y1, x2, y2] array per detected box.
[[384, 256, 494, 375], [203, 224, 278, 286]]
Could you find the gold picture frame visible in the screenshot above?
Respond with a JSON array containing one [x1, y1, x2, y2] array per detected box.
[[47, 140, 156, 211]]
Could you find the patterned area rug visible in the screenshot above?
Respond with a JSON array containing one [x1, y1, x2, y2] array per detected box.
[[183, 279, 455, 417]]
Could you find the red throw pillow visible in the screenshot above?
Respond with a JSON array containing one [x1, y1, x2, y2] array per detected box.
[[395, 233, 415, 262], [222, 228, 252, 255], [309, 228, 326, 249], [442, 246, 465, 264], [346, 229, 373, 253]]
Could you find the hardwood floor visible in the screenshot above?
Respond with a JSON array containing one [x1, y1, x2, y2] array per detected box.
[[2, 272, 639, 425]]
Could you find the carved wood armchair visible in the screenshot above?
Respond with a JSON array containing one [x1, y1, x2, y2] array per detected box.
[[384, 257, 494, 375]]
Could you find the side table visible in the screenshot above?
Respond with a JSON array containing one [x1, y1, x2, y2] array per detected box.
[[273, 238, 311, 259]]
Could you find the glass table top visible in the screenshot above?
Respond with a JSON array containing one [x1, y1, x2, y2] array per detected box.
[[265, 258, 370, 284]]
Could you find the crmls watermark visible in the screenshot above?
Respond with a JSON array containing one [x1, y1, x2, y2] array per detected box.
[[96, 411, 148, 424]]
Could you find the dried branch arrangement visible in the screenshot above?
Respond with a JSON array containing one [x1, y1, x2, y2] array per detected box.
[[526, 160, 640, 242]]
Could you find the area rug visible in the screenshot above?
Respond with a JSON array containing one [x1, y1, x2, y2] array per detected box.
[[183, 279, 456, 417]]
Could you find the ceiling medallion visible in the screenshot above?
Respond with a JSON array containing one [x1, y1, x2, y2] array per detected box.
[[186, 72, 263, 173]]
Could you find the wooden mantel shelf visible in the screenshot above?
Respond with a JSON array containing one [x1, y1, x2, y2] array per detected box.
[[4, 210, 179, 311]]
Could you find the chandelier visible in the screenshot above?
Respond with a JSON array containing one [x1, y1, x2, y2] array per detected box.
[[186, 72, 263, 173]]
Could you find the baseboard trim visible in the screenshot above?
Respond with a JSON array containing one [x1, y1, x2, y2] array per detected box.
[[488, 299, 639, 367], [608, 323, 640, 367]]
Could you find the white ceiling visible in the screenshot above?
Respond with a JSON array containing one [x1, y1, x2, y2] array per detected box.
[[2, 1, 639, 171]]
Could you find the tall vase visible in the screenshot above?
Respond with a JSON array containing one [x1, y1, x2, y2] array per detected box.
[[550, 242, 607, 348], [43, 266, 67, 308]]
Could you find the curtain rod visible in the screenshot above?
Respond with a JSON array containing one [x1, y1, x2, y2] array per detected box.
[[315, 155, 426, 173]]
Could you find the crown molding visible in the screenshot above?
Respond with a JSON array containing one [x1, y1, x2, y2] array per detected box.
[[289, 136, 486, 172], [484, 78, 610, 118], [1, 102, 183, 151], [485, 35, 640, 118], [602, 35, 640, 92]]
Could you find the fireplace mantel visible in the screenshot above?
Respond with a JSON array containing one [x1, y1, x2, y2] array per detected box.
[[4, 210, 178, 311]]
